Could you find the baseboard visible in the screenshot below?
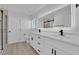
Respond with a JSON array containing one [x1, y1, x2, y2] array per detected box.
[[29, 44, 39, 55]]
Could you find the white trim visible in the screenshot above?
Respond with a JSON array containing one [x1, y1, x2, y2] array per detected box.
[[71, 4, 76, 29]]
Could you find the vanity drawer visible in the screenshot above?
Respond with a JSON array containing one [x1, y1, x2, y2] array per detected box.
[[31, 34, 79, 55], [42, 36, 79, 55], [56, 48, 68, 55], [38, 46, 52, 55]]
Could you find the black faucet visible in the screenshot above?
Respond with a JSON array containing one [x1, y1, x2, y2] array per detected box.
[[59, 29, 63, 36], [76, 4, 79, 8], [39, 29, 41, 33]]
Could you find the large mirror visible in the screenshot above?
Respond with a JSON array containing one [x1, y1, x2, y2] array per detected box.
[[32, 4, 76, 31], [38, 5, 71, 28]]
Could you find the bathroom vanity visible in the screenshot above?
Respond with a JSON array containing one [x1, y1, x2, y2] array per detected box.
[[30, 4, 79, 55], [30, 30, 79, 55]]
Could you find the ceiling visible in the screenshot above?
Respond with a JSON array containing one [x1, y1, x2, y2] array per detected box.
[[1, 4, 46, 15], [0, 4, 64, 18]]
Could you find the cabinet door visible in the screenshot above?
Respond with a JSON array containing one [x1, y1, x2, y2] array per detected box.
[[44, 36, 79, 54], [39, 39, 67, 55], [30, 34, 37, 49], [38, 36, 54, 55], [56, 50, 67, 55], [30, 34, 40, 54], [39, 45, 53, 55]]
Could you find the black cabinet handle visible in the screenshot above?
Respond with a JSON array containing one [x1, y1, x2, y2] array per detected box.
[[24, 34, 26, 35], [31, 37, 33, 40], [38, 49, 40, 52], [38, 42, 40, 45], [54, 50, 56, 55], [39, 29, 41, 33], [38, 36, 40, 39], [52, 48, 54, 54]]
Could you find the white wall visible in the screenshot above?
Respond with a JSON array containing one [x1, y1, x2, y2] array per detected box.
[[8, 11, 31, 44]]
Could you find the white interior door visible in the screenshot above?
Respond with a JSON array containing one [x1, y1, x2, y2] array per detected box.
[[8, 12, 21, 44]]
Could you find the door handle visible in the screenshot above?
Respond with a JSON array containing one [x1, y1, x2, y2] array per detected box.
[[9, 30, 11, 32]]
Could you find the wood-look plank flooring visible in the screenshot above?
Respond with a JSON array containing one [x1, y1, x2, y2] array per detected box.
[[2, 42, 38, 55]]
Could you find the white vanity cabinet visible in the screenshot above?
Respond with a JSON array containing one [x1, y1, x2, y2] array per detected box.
[[41, 35, 79, 55], [30, 33, 79, 55], [30, 34, 35, 49], [30, 33, 41, 54], [39, 36, 68, 55]]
